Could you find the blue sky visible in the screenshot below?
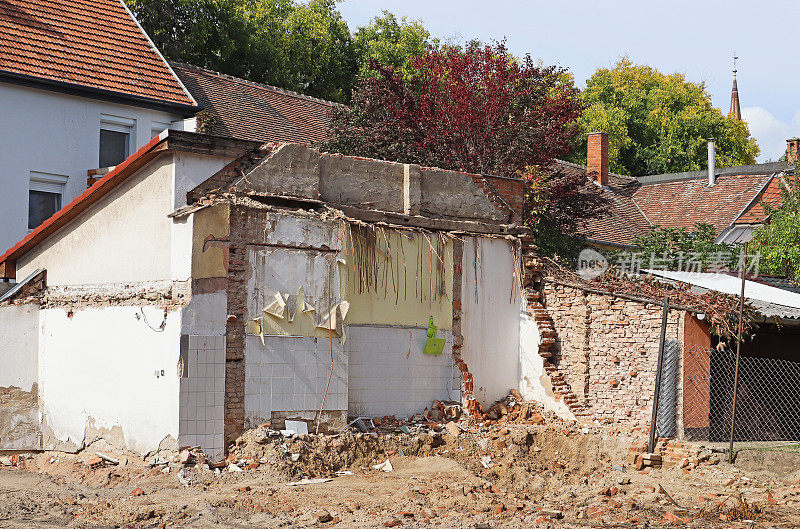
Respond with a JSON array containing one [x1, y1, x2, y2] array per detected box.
[[339, 0, 800, 162]]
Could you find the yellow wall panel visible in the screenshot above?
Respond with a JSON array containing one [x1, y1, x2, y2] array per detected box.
[[344, 226, 453, 329]]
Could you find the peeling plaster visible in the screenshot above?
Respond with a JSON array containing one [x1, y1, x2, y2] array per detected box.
[[519, 315, 575, 420], [192, 204, 230, 279], [0, 383, 41, 450]]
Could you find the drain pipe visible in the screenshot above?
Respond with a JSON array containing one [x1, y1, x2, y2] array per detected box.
[[708, 139, 716, 186]]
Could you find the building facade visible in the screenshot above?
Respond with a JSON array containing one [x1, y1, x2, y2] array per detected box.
[[0, 0, 198, 252]]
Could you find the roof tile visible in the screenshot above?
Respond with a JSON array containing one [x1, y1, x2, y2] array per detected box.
[[0, 0, 195, 106], [734, 175, 787, 224], [171, 62, 335, 144], [632, 174, 771, 235]]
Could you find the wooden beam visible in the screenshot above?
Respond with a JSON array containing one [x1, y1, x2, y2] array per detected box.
[[0, 260, 15, 280]]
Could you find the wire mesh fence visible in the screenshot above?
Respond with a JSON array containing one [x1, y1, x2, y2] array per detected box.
[[681, 344, 800, 453]]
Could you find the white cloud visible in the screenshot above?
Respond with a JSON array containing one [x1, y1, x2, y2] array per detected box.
[[742, 106, 800, 162]]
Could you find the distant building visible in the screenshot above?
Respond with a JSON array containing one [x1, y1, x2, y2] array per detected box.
[[570, 132, 796, 248], [0, 0, 198, 252], [730, 57, 742, 121]]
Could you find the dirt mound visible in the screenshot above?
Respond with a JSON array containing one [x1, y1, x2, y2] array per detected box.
[[229, 418, 628, 498]]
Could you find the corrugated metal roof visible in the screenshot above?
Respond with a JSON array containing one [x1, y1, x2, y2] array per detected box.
[[758, 275, 800, 295], [645, 269, 800, 320], [748, 300, 800, 320]]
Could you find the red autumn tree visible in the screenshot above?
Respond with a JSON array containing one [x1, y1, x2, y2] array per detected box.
[[325, 42, 607, 255], [326, 42, 581, 174]]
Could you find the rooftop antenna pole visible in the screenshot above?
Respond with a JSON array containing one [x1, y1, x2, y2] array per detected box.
[[733, 52, 738, 78]]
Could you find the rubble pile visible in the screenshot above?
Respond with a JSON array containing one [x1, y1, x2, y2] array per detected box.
[[1, 396, 798, 528], [481, 390, 546, 425]]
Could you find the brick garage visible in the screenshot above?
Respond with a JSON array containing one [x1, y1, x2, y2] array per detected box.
[[542, 281, 687, 428]]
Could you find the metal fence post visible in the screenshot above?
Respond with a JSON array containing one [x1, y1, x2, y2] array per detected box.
[[648, 296, 670, 454], [729, 241, 749, 463]]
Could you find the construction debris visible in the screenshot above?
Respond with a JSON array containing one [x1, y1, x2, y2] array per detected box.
[[0, 395, 796, 528]]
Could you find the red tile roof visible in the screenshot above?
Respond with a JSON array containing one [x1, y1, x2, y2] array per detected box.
[[550, 161, 650, 247], [562, 157, 790, 246], [582, 186, 652, 246], [171, 62, 336, 144], [632, 174, 771, 234], [0, 0, 196, 107], [733, 175, 787, 225]]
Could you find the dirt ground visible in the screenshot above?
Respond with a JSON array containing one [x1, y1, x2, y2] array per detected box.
[[2, 422, 800, 528]]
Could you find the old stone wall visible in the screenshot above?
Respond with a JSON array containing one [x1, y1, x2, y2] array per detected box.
[[543, 282, 685, 427]]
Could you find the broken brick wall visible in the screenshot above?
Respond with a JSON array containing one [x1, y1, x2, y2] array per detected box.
[[543, 282, 685, 428]]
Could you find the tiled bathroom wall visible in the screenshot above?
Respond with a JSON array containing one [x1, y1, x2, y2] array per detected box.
[[179, 335, 225, 459]]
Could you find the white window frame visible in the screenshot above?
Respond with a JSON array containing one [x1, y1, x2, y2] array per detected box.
[[100, 114, 135, 167], [28, 172, 68, 231]]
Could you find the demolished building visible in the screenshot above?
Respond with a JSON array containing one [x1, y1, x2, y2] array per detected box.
[[0, 131, 537, 459], [5, 130, 793, 462]]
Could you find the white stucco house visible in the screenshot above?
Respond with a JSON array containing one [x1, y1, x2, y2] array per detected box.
[[0, 0, 199, 254]]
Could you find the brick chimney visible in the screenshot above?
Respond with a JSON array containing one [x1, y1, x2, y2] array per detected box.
[[787, 138, 799, 164], [587, 132, 609, 186]]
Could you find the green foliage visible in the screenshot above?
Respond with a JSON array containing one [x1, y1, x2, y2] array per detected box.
[[324, 43, 606, 257], [126, 0, 357, 102], [571, 57, 760, 176], [354, 11, 434, 81], [125, 0, 256, 78], [630, 223, 740, 271], [750, 170, 800, 281], [279, 0, 359, 102], [125, 0, 435, 103]]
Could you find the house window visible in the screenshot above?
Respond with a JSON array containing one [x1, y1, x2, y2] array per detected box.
[[28, 173, 67, 230], [99, 116, 135, 168]]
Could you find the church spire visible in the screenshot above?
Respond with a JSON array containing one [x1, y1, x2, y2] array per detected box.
[[729, 53, 741, 121]]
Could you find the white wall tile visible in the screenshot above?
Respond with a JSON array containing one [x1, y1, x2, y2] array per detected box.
[[347, 326, 458, 418]]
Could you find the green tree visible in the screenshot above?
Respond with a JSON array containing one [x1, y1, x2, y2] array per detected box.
[[125, 0, 257, 78], [750, 171, 800, 281], [280, 0, 358, 101], [353, 11, 434, 80], [571, 57, 760, 176], [630, 223, 740, 271], [324, 43, 606, 254], [126, 0, 359, 102]]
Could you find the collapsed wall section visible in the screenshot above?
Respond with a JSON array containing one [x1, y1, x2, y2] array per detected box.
[[223, 206, 348, 443], [198, 143, 526, 444], [221, 205, 467, 441]]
